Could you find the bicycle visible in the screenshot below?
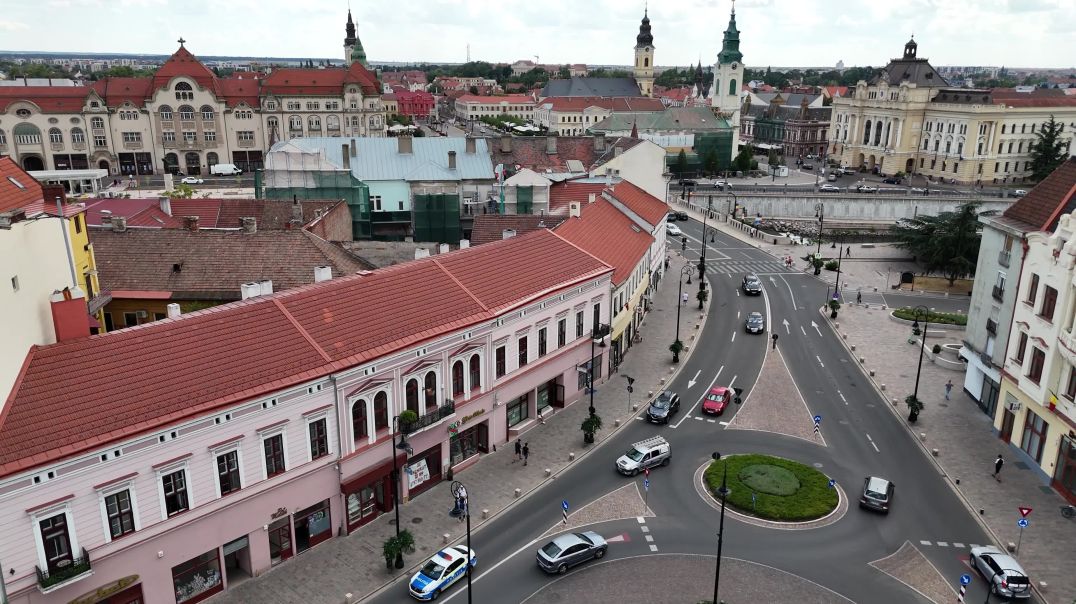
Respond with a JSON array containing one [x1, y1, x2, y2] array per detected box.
[[1062, 504, 1075, 519]]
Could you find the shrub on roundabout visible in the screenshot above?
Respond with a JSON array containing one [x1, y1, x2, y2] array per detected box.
[[704, 454, 838, 521]]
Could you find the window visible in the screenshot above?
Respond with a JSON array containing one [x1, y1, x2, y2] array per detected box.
[[558, 318, 567, 347], [161, 469, 189, 517], [518, 336, 528, 367], [371, 195, 382, 211], [405, 378, 419, 414], [287, 101, 300, 111], [201, 106, 214, 120], [576, 311, 584, 338], [179, 105, 195, 120], [1028, 347, 1045, 383], [374, 391, 388, 430], [495, 345, 506, 378], [1040, 286, 1057, 321], [289, 115, 302, 130], [48, 128, 63, 144], [1066, 365, 1076, 400], [123, 311, 138, 327], [203, 131, 216, 142], [183, 132, 196, 143], [159, 106, 173, 120], [163, 131, 176, 143], [0, 129, 5, 145], [506, 395, 529, 428], [174, 82, 193, 101], [424, 371, 437, 411], [38, 512, 75, 573], [469, 353, 481, 391], [94, 135, 107, 148], [91, 117, 104, 129], [172, 550, 222, 603], [306, 101, 320, 110], [308, 116, 321, 130], [1014, 331, 1028, 364], [1021, 410, 1048, 462], [104, 489, 136, 539], [263, 434, 286, 478], [452, 360, 464, 397], [352, 399, 368, 441], [308, 418, 329, 460], [237, 131, 254, 142], [121, 132, 141, 143]]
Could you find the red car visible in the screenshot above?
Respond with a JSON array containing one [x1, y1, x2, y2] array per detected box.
[[702, 387, 732, 415]]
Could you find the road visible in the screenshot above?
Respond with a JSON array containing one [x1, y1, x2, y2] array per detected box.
[[367, 221, 1012, 604]]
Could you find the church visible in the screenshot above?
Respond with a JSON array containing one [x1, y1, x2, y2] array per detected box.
[[539, 9, 657, 99]]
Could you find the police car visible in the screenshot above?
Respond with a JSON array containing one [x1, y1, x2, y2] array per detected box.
[[408, 545, 477, 600]]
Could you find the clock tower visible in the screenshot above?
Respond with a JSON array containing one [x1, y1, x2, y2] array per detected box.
[[634, 8, 655, 97], [710, 1, 743, 158]]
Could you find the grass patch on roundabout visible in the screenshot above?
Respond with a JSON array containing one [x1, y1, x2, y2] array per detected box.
[[705, 454, 838, 521]]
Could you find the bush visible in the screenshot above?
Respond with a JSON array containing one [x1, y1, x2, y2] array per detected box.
[[704, 454, 838, 521], [932, 344, 942, 354], [892, 308, 968, 326], [824, 260, 839, 271]]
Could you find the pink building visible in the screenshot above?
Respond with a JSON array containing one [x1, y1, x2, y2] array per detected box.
[[0, 229, 612, 604], [392, 89, 436, 119]]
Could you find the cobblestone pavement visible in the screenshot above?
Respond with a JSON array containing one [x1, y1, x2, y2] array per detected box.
[[726, 347, 826, 446], [539, 483, 652, 540], [836, 304, 1075, 602], [869, 541, 956, 604], [214, 253, 708, 604], [520, 554, 856, 604]]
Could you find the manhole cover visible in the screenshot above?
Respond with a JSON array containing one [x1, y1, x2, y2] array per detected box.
[[411, 517, 423, 524], [939, 403, 949, 408], [813, 462, 824, 468], [838, 420, 849, 425]]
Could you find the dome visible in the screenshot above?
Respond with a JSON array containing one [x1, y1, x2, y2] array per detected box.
[[636, 11, 653, 46]]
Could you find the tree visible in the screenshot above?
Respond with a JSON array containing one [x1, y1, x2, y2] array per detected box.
[[557, 65, 570, 79], [676, 150, 688, 176], [1029, 115, 1067, 181], [468, 85, 479, 95], [890, 202, 982, 286], [734, 144, 753, 173], [704, 149, 719, 177], [767, 149, 779, 169]]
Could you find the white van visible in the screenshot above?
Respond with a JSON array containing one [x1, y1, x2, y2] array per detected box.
[[210, 163, 242, 176], [615, 436, 671, 476]]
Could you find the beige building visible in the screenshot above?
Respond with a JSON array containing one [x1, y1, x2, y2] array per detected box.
[[534, 97, 665, 136], [453, 95, 535, 122], [830, 38, 1076, 184]]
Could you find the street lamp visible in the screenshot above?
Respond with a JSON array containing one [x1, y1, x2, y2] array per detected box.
[[698, 195, 714, 281], [833, 234, 844, 299], [814, 202, 825, 264], [710, 452, 729, 604], [725, 192, 738, 223], [589, 323, 610, 416], [675, 265, 693, 344], [449, 481, 473, 604], [624, 375, 635, 412], [390, 416, 414, 569], [909, 305, 930, 422]]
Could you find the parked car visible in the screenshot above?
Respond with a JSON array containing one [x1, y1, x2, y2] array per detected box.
[[882, 176, 902, 184], [666, 211, 679, 222], [745, 311, 765, 334], [859, 476, 895, 513], [802, 163, 814, 170], [409, 546, 477, 601], [702, 386, 732, 415], [855, 184, 878, 193], [840, 167, 857, 175], [827, 173, 838, 182], [674, 210, 689, 221], [969, 546, 1032, 599], [616, 436, 671, 475], [666, 223, 683, 237], [741, 274, 763, 295], [180, 176, 204, 185], [909, 187, 927, 194], [713, 180, 733, 191], [536, 532, 608, 574], [1010, 189, 1028, 198], [646, 390, 681, 424], [819, 184, 840, 193]]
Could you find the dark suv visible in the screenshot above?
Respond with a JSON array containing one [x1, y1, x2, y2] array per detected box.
[[741, 274, 763, 295], [859, 476, 895, 513], [646, 391, 681, 424]]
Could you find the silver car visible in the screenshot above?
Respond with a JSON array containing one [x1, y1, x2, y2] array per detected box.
[[536, 531, 608, 574], [969, 546, 1031, 599]]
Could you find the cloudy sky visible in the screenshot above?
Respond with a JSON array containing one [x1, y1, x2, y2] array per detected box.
[[1, 0, 1073, 69]]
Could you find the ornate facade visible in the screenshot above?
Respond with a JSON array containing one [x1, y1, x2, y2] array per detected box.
[[633, 10, 655, 97], [708, 3, 743, 160]]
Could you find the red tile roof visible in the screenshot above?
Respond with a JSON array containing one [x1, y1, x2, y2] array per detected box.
[[554, 199, 653, 285], [0, 229, 612, 477], [90, 77, 154, 108], [1001, 157, 1076, 231], [491, 136, 643, 174], [0, 86, 89, 113], [606, 180, 668, 226], [539, 96, 666, 112], [261, 62, 380, 96], [455, 94, 534, 105], [469, 214, 565, 246], [82, 197, 342, 230], [988, 88, 1076, 108], [0, 157, 44, 213], [548, 181, 608, 214], [153, 45, 219, 92]]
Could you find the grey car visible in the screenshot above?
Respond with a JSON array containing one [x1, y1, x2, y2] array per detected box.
[[646, 391, 681, 424], [745, 312, 765, 334], [859, 476, 894, 514], [536, 531, 608, 574], [970, 546, 1032, 599]]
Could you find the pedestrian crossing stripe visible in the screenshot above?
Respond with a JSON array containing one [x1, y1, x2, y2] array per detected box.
[[919, 541, 980, 548]]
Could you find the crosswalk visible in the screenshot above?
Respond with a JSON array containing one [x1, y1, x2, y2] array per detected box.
[[704, 259, 795, 275], [919, 540, 980, 550]]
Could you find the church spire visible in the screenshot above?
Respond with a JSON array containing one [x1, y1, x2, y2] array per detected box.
[[635, 7, 654, 48], [718, 2, 742, 64], [344, 9, 357, 47], [344, 9, 367, 67]]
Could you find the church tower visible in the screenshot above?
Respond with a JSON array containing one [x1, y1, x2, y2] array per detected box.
[[343, 10, 368, 67], [633, 9, 655, 97], [710, 1, 743, 159]]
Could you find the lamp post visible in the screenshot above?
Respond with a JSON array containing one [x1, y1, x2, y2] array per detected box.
[[833, 234, 844, 299], [675, 265, 693, 344], [698, 195, 713, 281], [450, 481, 473, 604], [624, 375, 635, 412], [910, 305, 930, 421], [390, 416, 413, 569], [589, 323, 609, 416], [725, 192, 738, 223], [710, 452, 728, 604], [814, 202, 825, 259]]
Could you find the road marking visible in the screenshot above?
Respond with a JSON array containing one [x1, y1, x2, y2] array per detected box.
[[810, 320, 822, 336], [731, 331, 736, 342], [737, 310, 741, 319], [637, 517, 645, 524], [634, 416, 644, 421], [649, 544, 659, 552], [640, 525, 649, 533], [953, 542, 964, 549], [439, 536, 544, 602], [816, 355, 825, 368], [672, 365, 724, 428], [644, 535, 654, 542], [800, 325, 806, 336], [707, 419, 716, 423], [865, 433, 880, 452], [777, 274, 798, 309], [719, 421, 730, 426], [688, 369, 701, 389], [695, 417, 703, 421], [970, 544, 980, 549], [761, 278, 773, 338], [838, 391, 847, 404], [937, 541, 948, 547], [727, 273, 732, 279], [920, 540, 932, 546], [605, 534, 630, 543], [782, 318, 790, 334]]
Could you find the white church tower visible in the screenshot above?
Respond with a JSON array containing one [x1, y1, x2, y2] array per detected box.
[[709, 1, 743, 159], [633, 8, 655, 97]]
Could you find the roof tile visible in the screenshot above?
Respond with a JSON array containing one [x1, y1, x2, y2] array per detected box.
[[1001, 157, 1076, 231], [554, 199, 653, 285]]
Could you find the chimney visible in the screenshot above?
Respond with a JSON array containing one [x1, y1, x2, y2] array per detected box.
[[240, 216, 257, 233], [314, 265, 332, 283], [183, 216, 199, 232], [569, 201, 581, 218], [260, 279, 274, 296], [291, 198, 303, 223], [241, 282, 261, 300], [350, 138, 357, 157], [341, 143, 351, 170], [447, 150, 457, 170], [112, 216, 128, 232], [158, 196, 172, 216], [500, 135, 512, 153], [41, 184, 66, 206], [545, 136, 557, 154], [415, 248, 430, 259], [588, 193, 596, 204], [438, 243, 450, 254], [502, 229, 516, 240], [614, 146, 623, 157], [465, 136, 476, 154], [397, 135, 413, 154], [459, 239, 470, 249], [49, 287, 90, 342], [166, 303, 181, 319], [594, 133, 606, 152]]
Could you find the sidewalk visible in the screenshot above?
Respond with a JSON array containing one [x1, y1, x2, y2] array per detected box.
[[214, 253, 706, 604]]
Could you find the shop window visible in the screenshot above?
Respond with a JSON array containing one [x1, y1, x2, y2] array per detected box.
[[405, 379, 419, 414], [104, 489, 136, 539], [1021, 410, 1048, 463], [172, 550, 222, 604], [452, 360, 464, 397], [263, 434, 286, 478], [347, 481, 384, 528], [308, 417, 329, 460], [374, 391, 388, 430], [424, 371, 438, 412], [506, 395, 528, 428], [469, 354, 481, 391], [267, 518, 292, 566], [161, 469, 189, 517], [294, 500, 332, 553], [495, 345, 506, 378], [450, 423, 488, 466], [352, 399, 368, 442], [216, 450, 241, 496]]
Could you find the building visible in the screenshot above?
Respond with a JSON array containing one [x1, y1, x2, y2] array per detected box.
[[80, 196, 348, 234], [391, 89, 436, 119], [0, 228, 614, 604], [539, 13, 654, 100], [381, 93, 398, 117], [469, 214, 564, 245], [452, 94, 535, 123], [380, 70, 428, 92], [569, 64, 589, 77], [708, 3, 744, 161], [0, 13, 387, 177], [511, 60, 537, 77], [633, 9, 655, 97], [830, 39, 1076, 182], [533, 96, 665, 136], [740, 93, 831, 159], [589, 106, 734, 153]]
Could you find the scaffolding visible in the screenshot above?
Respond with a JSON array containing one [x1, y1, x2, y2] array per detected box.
[[412, 190, 461, 243]]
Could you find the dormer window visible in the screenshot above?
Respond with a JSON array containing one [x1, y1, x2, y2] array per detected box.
[[174, 82, 193, 101]]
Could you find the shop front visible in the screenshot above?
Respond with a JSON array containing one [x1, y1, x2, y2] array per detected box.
[[1054, 433, 1076, 504], [66, 576, 143, 604], [342, 455, 403, 532], [405, 444, 443, 500], [171, 549, 223, 604], [293, 499, 333, 554], [267, 516, 293, 566], [450, 421, 488, 467], [536, 377, 564, 412]]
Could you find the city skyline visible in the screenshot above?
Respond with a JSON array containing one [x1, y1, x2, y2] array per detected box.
[[0, 0, 1073, 70]]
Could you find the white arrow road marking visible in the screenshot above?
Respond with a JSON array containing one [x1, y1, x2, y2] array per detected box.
[[782, 318, 790, 334], [778, 275, 798, 310], [816, 355, 825, 368], [688, 369, 701, 389], [800, 325, 807, 336], [866, 433, 880, 452], [673, 365, 724, 428], [810, 320, 822, 336]]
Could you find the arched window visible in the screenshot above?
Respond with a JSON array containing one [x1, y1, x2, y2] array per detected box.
[[267, 117, 279, 130], [374, 391, 388, 430], [48, 128, 63, 144], [71, 127, 85, 144], [13, 123, 41, 144], [308, 115, 321, 130], [405, 379, 419, 414], [289, 115, 302, 130], [159, 105, 173, 120], [326, 115, 340, 130], [352, 399, 368, 440], [178, 105, 195, 120], [452, 361, 464, 397], [862, 121, 871, 145], [200, 105, 214, 120], [0, 129, 6, 146], [206, 152, 219, 167], [174, 82, 193, 101], [91, 117, 104, 129], [729, 79, 737, 96], [644, 57, 649, 68], [424, 371, 437, 411], [469, 354, 481, 392]]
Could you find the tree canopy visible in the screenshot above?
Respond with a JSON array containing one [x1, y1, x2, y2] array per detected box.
[[890, 202, 982, 285], [1029, 115, 1068, 181]]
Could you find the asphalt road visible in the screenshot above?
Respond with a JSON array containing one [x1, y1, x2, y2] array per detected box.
[[368, 222, 1007, 604]]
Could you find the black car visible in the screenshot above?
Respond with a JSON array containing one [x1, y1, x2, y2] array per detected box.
[[745, 311, 765, 334], [678, 179, 697, 187], [646, 390, 680, 424], [674, 210, 689, 221], [882, 176, 902, 184], [741, 274, 763, 295], [666, 211, 679, 222]]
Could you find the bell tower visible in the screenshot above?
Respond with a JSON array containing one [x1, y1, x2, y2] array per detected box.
[[343, 10, 367, 67], [710, 0, 743, 159], [633, 8, 655, 97]]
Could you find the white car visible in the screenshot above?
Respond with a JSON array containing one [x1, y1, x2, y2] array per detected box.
[[969, 546, 1031, 599], [819, 184, 840, 193], [666, 223, 683, 237], [180, 176, 204, 185], [409, 545, 476, 601]]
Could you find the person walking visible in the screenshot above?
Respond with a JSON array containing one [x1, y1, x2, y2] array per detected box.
[[945, 379, 953, 400], [856, 291, 862, 304], [522, 442, 530, 466], [846, 246, 851, 257], [771, 333, 779, 350], [681, 292, 689, 306], [514, 438, 522, 463], [993, 454, 1004, 480]]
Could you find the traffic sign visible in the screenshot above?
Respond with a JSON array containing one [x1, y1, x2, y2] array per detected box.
[[960, 574, 971, 586], [1017, 518, 1029, 528], [644, 468, 649, 477], [562, 500, 569, 511], [644, 478, 650, 491], [827, 478, 836, 489], [1018, 506, 1032, 518], [814, 414, 822, 424]]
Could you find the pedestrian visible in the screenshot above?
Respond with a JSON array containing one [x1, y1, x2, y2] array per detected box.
[[682, 292, 689, 305], [514, 438, 522, 462], [856, 291, 862, 304], [945, 379, 953, 400], [522, 442, 530, 466], [993, 454, 1004, 480], [771, 333, 778, 350], [846, 246, 851, 257]]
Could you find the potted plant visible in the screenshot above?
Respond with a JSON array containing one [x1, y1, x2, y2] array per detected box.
[[811, 256, 824, 275], [398, 529, 416, 555], [581, 413, 603, 444], [398, 409, 418, 432], [824, 260, 839, 271], [827, 299, 841, 319], [931, 344, 942, 354], [383, 535, 403, 570], [669, 339, 684, 363], [696, 288, 709, 309], [905, 394, 924, 423]]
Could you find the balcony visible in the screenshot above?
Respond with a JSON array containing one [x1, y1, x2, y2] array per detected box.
[[1059, 329, 1076, 368], [992, 285, 1005, 301], [37, 548, 92, 592], [401, 401, 455, 434], [592, 323, 611, 340], [998, 250, 1011, 268], [986, 318, 998, 335]]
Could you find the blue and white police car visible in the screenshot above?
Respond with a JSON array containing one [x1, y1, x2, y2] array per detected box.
[[408, 545, 477, 601]]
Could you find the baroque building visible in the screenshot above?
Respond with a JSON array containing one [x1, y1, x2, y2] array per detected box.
[[633, 9, 655, 97], [708, 2, 744, 161]]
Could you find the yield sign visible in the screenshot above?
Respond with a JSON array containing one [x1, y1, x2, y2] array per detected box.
[[1018, 506, 1032, 518]]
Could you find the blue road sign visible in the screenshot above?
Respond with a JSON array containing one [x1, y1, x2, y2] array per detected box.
[[827, 478, 836, 489], [644, 478, 650, 491], [960, 574, 971, 586], [562, 500, 569, 511], [814, 414, 822, 424], [1017, 518, 1029, 528]]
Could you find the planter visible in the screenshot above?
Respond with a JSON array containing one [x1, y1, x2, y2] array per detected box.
[[830, 310, 838, 319], [583, 432, 595, 444]]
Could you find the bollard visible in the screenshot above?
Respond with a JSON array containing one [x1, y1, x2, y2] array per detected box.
[[444, 533, 451, 544], [345, 595, 353, 604], [1038, 581, 1048, 593], [932, 448, 939, 456], [684, 346, 690, 352], [882, 305, 887, 310], [892, 398, 899, 406], [482, 509, 489, 519], [695, 324, 701, 329], [842, 333, 847, 339], [1006, 542, 1016, 553], [633, 404, 639, 411], [544, 468, 552, 477], [514, 488, 521, 498], [919, 432, 927, 441], [858, 357, 865, 364], [660, 377, 667, 385], [614, 419, 621, 427], [880, 383, 886, 391], [569, 452, 575, 461], [835, 322, 840, 329], [851, 344, 857, 351], [869, 369, 875, 377]]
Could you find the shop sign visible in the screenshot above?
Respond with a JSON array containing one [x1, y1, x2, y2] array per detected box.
[[68, 575, 139, 604], [448, 408, 486, 433], [270, 507, 288, 520], [407, 459, 430, 489]]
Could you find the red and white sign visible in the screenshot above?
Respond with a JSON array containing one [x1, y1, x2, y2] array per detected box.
[[1018, 506, 1032, 518], [644, 468, 649, 477]]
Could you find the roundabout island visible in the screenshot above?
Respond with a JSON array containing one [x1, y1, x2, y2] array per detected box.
[[703, 454, 841, 523]]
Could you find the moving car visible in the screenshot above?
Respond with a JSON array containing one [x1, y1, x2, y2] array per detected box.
[[969, 546, 1032, 599], [741, 274, 763, 295], [713, 180, 733, 190], [840, 167, 857, 175], [666, 223, 683, 237], [674, 210, 689, 221], [819, 184, 840, 193], [1010, 189, 1028, 198], [409, 546, 477, 601], [859, 476, 895, 513], [678, 179, 697, 187], [666, 211, 679, 222], [801, 163, 814, 170], [616, 436, 671, 475], [702, 386, 732, 415], [909, 187, 927, 194], [536, 531, 608, 574], [827, 173, 838, 182], [745, 311, 765, 334], [646, 390, 681, 424], [855, 184, 878, 193], [210, 163, 243, 176], [882, 176, 902, 184], [180, 176, 204, 185]]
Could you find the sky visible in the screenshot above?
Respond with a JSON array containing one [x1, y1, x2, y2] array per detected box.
[[1, 0, 1073, 69]]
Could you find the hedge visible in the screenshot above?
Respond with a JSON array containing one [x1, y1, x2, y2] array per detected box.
[[892, 307, 967, 326], [704, 454, 838, 521]]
